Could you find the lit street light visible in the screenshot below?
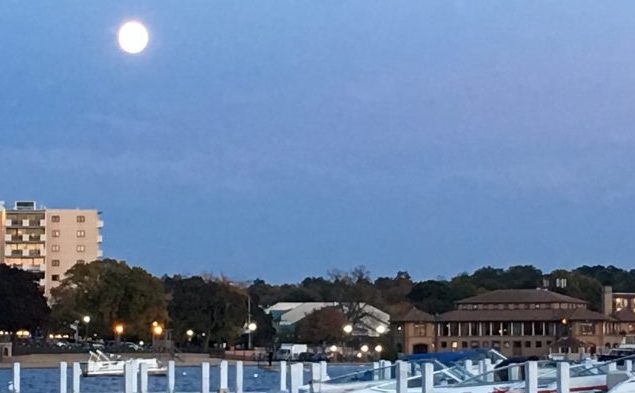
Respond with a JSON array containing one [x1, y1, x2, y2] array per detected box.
[[375, 345, 383, 353], [375, 325, 386, 334], [114, 323, 124, 343], [343, 324, 353, 334], [152, 325, 163, 336], [82, 316, 91, 341], [360, 344, 369, 353]]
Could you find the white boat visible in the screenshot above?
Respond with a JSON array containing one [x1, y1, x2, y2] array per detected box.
[[301, 350, 505, 393], [345, 358, 612, 393], [82, 350, 167, 377], [607, 376, 635, 393]]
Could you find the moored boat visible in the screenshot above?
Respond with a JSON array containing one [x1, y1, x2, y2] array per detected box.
[[82, 350, 167, 377]]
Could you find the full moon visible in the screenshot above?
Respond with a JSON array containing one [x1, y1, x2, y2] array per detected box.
[[118, 21, 149, 54]]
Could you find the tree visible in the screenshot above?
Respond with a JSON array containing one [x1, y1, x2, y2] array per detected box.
[[547, 269, 603, 310], [295, 306, 347, 345], [164, 275, 249, 351], [0, 265, 49, 335], [407, 280, 455, 314], [50, 259, 167, 339]]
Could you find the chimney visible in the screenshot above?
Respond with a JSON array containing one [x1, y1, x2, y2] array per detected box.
[[602, 286, 613, 316]]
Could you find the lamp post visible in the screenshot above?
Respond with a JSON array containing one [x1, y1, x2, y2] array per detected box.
[[82, 316, 91, 342], [152, 321, 163, 349], [247, 297, 258, 349], [343, 324, 353, 360], [114, 323, 124, 344]]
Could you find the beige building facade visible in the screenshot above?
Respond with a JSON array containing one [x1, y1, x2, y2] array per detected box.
[[1, 201, 103, 296], [392, 289, 623, 358]]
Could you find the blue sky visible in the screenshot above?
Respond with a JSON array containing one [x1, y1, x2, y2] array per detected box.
[[2, 1, 635, 282]]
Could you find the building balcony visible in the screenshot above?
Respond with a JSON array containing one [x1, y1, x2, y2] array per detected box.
[[98, 220, 104, 228], [22, 234, 30, 241], [4, 219, 13, 227], [5, 249, 24, 257], [39, 219, 46, 226], [97, 249, 103, 258], [4, 234, 11, 242], [97, 235, 103, 243], [22, 220, 29, 227]]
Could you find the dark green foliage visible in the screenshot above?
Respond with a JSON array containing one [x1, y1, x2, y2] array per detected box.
[[163, 276, 275, 350], [0, 265, 50, 333], [50, 259, 167, 339]]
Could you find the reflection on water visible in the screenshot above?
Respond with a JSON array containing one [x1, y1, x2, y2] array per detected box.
[[0, 364, 367, 393]]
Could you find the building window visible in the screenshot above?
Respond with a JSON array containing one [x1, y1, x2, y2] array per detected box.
[[579, 323, 595, 336], [523, 322, 533, 336], [51, 215, 60, 223], [52, 274, 60, 281], [414, 324, 426, 336], [52, 245, 60, 252], [76, 245, 85, 252], [482, 341, 490, 348], [536, 341, 543, 348], [615, 298, 628, 312], [479, 322, 490, 336], [77, 215, 85, 223], [52, 260, 60, 267], [524, 341, 531, 348], [52, 230, 60, 237], [440, 341, 448, 348], [77, 230, 85, 238], [461, 341, 468, 348], [77, 259, 85, 264], [471, 341, 480, 348], [469, 322, 479, 336]]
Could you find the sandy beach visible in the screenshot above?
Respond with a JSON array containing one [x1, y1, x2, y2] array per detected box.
[[0, 353, 265, 368]]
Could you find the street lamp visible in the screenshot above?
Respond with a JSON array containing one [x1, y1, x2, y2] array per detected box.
[[247, 321, 257, 349], [82, 316, 90, 341], [343, 324, 353, 334], [360, 344, 369, 353], [152, 325, 163, 336], [375, 344, 383, 353], [329, 345, 338, 352], [186, 329, 194, 338], [375, 325, 386, 334], [114, 323, 124, 343]]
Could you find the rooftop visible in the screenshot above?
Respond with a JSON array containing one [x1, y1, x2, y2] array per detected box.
[[439, 307, 610, 322], [456, 289, 587, 305], [392, 306, 435, 322]]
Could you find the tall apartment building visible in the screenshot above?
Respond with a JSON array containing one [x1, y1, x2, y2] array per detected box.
[[0, 201, 103, 297]]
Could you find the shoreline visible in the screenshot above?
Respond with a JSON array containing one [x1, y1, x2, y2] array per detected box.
[[0, 353, 369, 369], [0, 353, 263, 369]]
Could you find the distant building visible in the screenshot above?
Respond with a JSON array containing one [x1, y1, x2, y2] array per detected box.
[[603, 286, 635, 334], [265, 302, 390, 337], [392, 288, 622, 357], [0, 201, 103, 297]]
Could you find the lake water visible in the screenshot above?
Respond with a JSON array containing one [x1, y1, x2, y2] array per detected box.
[[0, 364, 368, 393]]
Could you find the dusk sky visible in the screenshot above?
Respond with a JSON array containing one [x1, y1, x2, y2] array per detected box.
[[2, 1, 635, 282]]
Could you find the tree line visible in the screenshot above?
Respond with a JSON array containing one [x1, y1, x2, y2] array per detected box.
[[2, 260, 634, 348]]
